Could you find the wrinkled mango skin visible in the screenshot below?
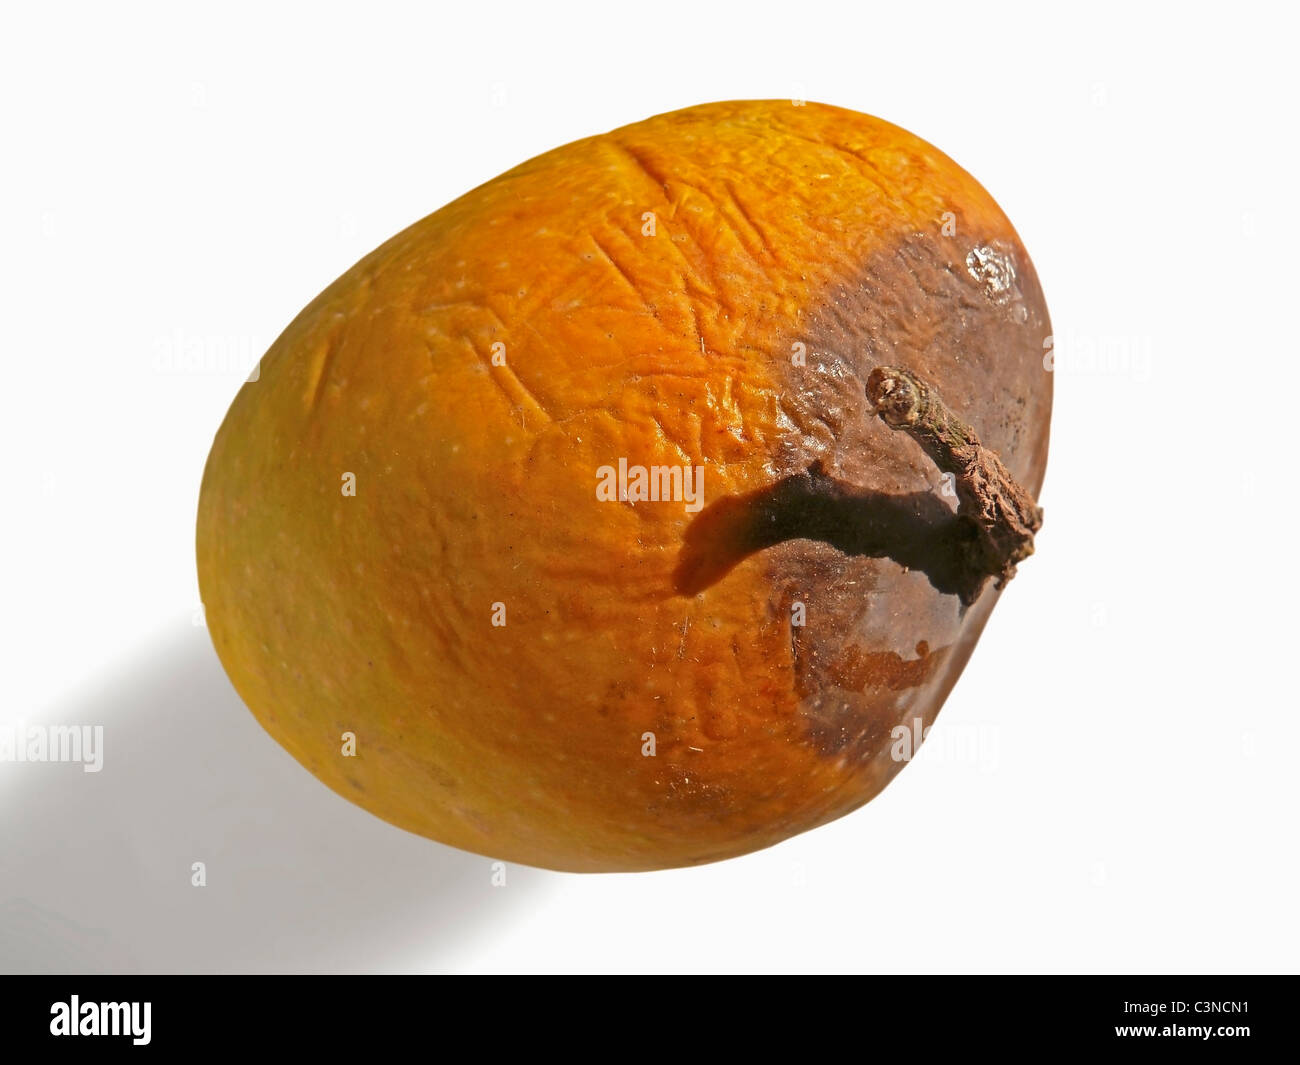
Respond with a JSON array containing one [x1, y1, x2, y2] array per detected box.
[[197, 100, 1051, 872]]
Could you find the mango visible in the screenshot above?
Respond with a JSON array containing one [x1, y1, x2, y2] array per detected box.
[[196, 100, 1051, 872]]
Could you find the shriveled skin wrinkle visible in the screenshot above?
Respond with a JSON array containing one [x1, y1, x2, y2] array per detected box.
[[196, 100, 1052, 872]]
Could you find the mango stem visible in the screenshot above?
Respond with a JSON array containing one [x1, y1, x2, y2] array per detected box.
[[866, 366, 1042, 596]]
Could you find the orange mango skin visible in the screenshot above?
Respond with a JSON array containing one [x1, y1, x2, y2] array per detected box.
[[197, 101, 1051, 872]]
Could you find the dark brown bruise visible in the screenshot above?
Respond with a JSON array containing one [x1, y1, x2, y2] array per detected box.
[[678, 224, 1051, 766]]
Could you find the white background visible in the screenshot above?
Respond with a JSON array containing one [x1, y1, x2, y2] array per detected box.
[[2, 1, 1297, 973]]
